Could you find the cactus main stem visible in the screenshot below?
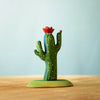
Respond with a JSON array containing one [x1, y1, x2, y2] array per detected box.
[[44, 56, 57, 81]]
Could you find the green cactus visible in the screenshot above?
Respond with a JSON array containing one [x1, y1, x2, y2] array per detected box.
[[34, 26, 62, 81], [27, 26, 73, 88]]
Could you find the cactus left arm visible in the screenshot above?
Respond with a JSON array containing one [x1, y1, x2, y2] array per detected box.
[[34, 41, 46, 60], [56, 32, 62, 52]]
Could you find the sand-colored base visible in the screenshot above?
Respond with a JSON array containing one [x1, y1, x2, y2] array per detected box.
[[27, 79, 73, 88]]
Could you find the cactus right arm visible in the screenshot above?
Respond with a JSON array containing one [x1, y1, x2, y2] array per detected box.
[[56, 32, 62, 52], [34, 41, 46, 60]]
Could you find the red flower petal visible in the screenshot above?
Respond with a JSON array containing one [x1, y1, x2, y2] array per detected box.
[[49, 27, 52, 29], [45, 26, 49, 29]]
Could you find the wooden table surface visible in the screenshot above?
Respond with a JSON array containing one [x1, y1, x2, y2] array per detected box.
[[0, 76, 100, 100]]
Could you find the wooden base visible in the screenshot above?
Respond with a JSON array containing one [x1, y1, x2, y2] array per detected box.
[[27, 79, 73, 88]]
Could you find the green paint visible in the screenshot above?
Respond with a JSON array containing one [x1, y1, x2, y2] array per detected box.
[[34, 32, 61, 81], [27, 79, 73, 88]]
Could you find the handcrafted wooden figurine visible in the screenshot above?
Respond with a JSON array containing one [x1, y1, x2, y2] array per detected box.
[[27, 26, 73, 88]]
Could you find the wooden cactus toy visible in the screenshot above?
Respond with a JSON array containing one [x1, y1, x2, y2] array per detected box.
[[27, 26, 73, 88]]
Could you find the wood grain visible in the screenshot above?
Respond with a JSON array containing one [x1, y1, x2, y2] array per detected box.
[[0, 76, 100, 100]]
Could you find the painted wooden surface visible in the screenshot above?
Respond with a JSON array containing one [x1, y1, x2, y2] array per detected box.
[[0, 76, 100, 100]]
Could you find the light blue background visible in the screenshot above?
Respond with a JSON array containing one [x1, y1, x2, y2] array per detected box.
[[0, 0, 100, 76]]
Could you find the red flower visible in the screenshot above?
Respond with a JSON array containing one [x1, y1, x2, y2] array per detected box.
[[43, 26, 54, 33]]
